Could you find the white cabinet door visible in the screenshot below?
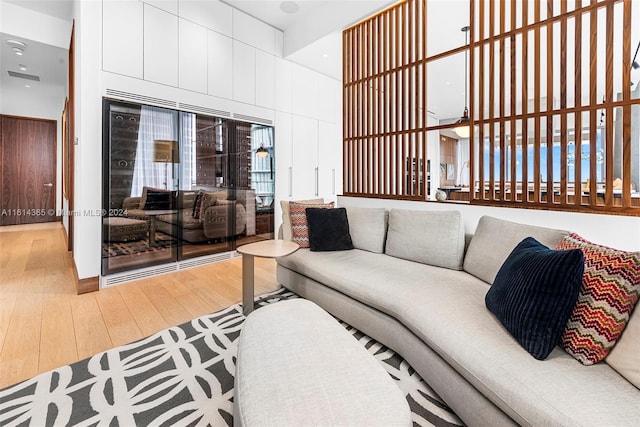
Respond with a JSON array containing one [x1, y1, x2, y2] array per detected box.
[[232, 40, 256, 105], [318, 75, 340, 124], [318, 121, 341, 199], [179, 19, 207, 93], [275, 58, 292, 113], [291, 64, 318, 119], [255, 50, 275, 109], [291, 116, 319, 199], [103, 0, 143, 78], [144, 4, 178, 86], [207, 30, 233, 99], [232, 9, 275, 54], [178, 0, 232, 36]]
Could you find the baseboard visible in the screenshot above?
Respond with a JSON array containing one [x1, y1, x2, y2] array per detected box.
[[71, 259, 99, 294]]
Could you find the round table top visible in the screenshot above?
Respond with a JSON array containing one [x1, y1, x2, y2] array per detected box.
[[236, 239, 299, 258]]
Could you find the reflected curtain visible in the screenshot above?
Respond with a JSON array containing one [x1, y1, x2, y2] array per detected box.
[[131, 106, 178, 196]]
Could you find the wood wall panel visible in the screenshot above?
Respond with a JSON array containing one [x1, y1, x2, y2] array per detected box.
[[343, 0, 427, 200], [471, 0, 639, 215]]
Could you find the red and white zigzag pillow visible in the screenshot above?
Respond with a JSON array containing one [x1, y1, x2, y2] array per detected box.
[[555, 233, 640, 365], [289, 201, 334, 248]]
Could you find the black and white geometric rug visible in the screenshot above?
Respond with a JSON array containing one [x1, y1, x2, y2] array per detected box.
[[0, 288, 463, 427]]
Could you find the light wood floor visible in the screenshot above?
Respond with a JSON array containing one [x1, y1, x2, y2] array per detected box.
[[0, 222, 279, 389]]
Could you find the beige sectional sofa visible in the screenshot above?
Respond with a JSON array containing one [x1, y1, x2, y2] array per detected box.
[[276, 207, 640, 426]]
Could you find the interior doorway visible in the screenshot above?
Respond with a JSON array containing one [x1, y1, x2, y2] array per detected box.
[[0, 115, 57, 225]]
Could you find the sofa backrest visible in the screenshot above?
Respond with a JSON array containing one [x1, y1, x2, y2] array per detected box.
[[384, 209, 466, 270], [463, 215, 570, 284]]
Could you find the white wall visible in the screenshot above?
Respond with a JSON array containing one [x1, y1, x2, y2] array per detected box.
[[338, 196, 640, 252]]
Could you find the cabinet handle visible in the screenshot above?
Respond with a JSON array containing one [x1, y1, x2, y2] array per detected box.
[[288, 167, 292, 197], [315, 167, 319, 196]]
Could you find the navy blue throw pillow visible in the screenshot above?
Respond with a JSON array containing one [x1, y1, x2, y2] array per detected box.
[[485, 237, 584, 360], [305, 207, 354, 252], [143, 190, 174, 210]]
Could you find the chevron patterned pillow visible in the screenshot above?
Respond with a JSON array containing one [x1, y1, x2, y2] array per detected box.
[[289, 201, 334, 248], [556, 233, 640, 365]]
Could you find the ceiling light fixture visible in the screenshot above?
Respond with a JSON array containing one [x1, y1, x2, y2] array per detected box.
[[13, 47, 24, 56], [280, 1, 299, 14], [19, 64, 27, 71], [454, 26, 476, 139]]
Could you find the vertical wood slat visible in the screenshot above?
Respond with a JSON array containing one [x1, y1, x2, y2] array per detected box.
[[589, 3, 597, 204], [604, 2, 614, 207], [489, 0, 496, 200], [533, 0, 541, 203], [476, 0, 485, 201], [521, 0, 529, 204], [499, 0, 506, 201], [560, 0, 568, 205], [622, 0, 632, 207], [546, 0, 554, 203], [469, 0, 476, 201], [509, 0, 516, 201], [574, 0, 582, 205]]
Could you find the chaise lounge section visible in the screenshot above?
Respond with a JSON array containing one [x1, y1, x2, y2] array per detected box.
[[276, 207, 640, 426]]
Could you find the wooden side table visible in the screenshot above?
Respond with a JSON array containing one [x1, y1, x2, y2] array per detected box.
[[236, 240, 299, 315]]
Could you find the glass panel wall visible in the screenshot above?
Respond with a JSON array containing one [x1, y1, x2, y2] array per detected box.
[[102, 99, 275, 275]]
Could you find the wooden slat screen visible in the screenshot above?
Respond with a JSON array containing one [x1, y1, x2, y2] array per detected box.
[[471, 0, 639, 215], [343, 0, 428, 199]]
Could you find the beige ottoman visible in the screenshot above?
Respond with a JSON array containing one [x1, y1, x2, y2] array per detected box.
[[234, 299, 411, 427], [103, 217, 148, 242]]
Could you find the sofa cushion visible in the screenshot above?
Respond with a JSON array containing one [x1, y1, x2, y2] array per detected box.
[[277, 249, 640, 426], [289, 201, 334, 248], [607, 305, 640, 389], [485, 237, 584, 360], [139, 186, 168, 209], [306, 208, 353, 252], [555, 233, 640, 365], [345, 206, 388, 253], [199, 191, 227, 218], [385, 209, 465, 270], [464, 216, 569, 284], [280, 198, 324, 241]]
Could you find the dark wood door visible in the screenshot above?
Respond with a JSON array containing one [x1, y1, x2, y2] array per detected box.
[[1, 115, 57, 225]]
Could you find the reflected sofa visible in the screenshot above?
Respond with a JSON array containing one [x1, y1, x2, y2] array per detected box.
[[123, 188, 255, 243]]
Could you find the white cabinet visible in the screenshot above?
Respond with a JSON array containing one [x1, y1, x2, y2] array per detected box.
[[178, 0, 232, 36], [291, 116, 319, 199], [275, 112, 293, 199], [232, 40, 256, 105], [144, 0, 177, 15], [318, 121, 341, 198], [103, 0, 143, 78], [179, 19, 207, 93], [144, 4, 178, 86], [255, 50, 275, 109], [318, 75, 340, 123], [275, 58, 292, 113], [291, 64, 318, 119], [232, 9, 275, 54], [207, 31, 233, 99]]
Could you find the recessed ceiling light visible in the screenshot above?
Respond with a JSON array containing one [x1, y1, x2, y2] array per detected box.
[[322, 53, 329, 59], [25, 85, 31, 88], [280, 1, 299, 14], [19, 64, 27, 71], [13, 47, 24, 56], [6, 39, 27, 49]]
